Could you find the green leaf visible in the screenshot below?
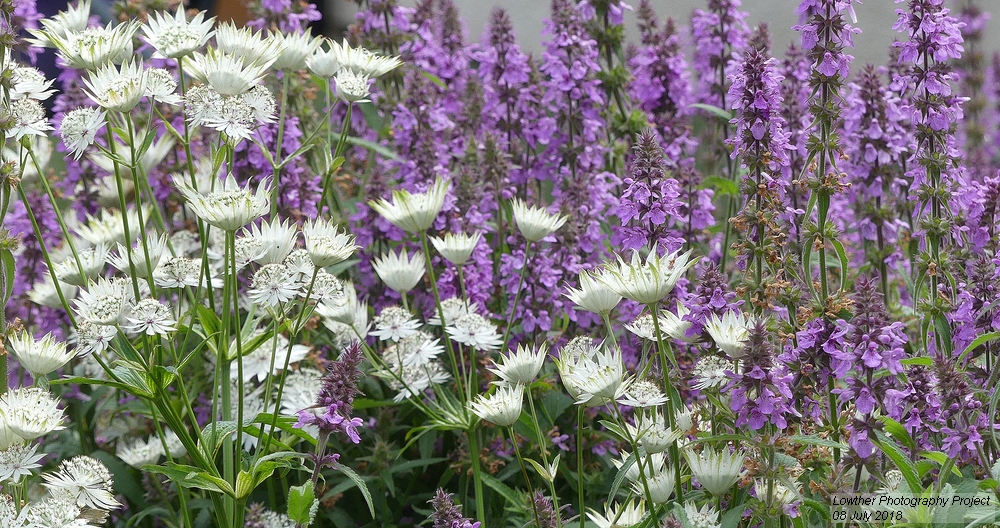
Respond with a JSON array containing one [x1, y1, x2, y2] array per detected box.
[[958, 331, 1000, 362], [144, 462, 235, 497], [786, 435, 849, 451], [287, 484, 316, 526], [873, 431, 922, 493], [608, 451, 636, 504], [0, 248, 15, 303], [332, 461, 375, 518], [701, 176, 740, 196], [880, 416, 916, 452], [199, 421, 237, 460], [901, 357, 933, 367], [919, 451, 963, 478], [111, 363, 156, 398], [481, 472, 522, 506], [420, 70, 447, 89], [689, 103, 734, 121], [720, 502, 748, 528]]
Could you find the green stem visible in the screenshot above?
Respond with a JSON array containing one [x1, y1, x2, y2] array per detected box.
[[508, 426, 542, 528], [468, 425, 487, 527], [501, 245, 532, 351]]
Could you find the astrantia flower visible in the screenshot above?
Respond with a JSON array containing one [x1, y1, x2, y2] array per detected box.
[[123, 298, 177, 336], [489, 344, 547, 385], [184, 84, 223, 126], [306, 40, 342, 77], [248, 263, 299, 308], [626, 412, 682, 454], [21, 497, 93, 528], [302, 219, 360, 267], [27, 275, 78, 309], [8, 331, 75, 378], [600, 248, 699, 305], [0, 443, 44, 484], [174, 173, 270, 231], [9, 65, 56, 101], [72, 320, 118, 357], [430, 231, 482, 267], [683, 502, 721, 528], [239, 84, 276, 124], [327, 38, 402, 78], [427, 297, 478, 326], [369, 178, 450, 234], [43, 455, 120, 511], [614, 451, 666, 483], [705, 311, 754, 359], [34, 0, 91, 41], [154, 256, 203, 288], [511, 199, 568, 243], [245, 218, 298, 265], [301, 270, 344, 303], [0, 387, 65, 440], [586, 500, 645, 528], [334, 69, 371, 102], [446, 313, 503, 351], [566, 346, 630, 405], [272, 30, 323, 71], [8, 98, 51, 140], [186, 49, 271, 95], [83, 60, 148, 112], [39, 20, 139, 70], [318, 282, 363, 324], [685, 448, 746, 496], [660, 302, 693, 341], [73, 207, 148, 247], [385, 332, 444, 368], [59, 106, 107, 160], [372, 248, 425, 294], [618, 378, 668, 408], [204, 96, 257, 141], [371, 305, 421, 342], [469, 383, 524, 427], [214, 23, 284, 67], [692, 355, 734, 390], [107, 234, 168, 278], [74, 277, 133, 325], [641, 463, 675, 504], [142, 6, 215, 58], [564, 269, 622, 316], [144, 68, 182, 105], [54, 243, 108, 286], [753, 478, 797, 508], [554, 337, 601, 405]]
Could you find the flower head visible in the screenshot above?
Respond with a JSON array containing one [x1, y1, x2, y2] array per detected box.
[[0, 387, 65, 440], [430, 232, 482, 266], [369, 177, 450, 234], [186, 49, 271, 95], [8, 99, 51, 140], [83, 59, 148, 112], [469, 383, 524, 427], [244, 218, 298, 265], [107, 234, 168, 279], [685, 448, 746, 496], [705, 311, 754, 359], [371, 305, 421, 342], [564, 269, 622, 316], [586, 500, 645, 528], [600, 248, 699, 304], [59, 107, 106, 160], [0, 443, 45, 484], [683, 501, 722, 528], [37, 20, 139, 70], [511, 199, 568, 243], [8, 331, 75, 378], [54, 243, 108, 286], [334, 69, 371, 102], [373, 248, 425, 294], [302, 219, 360, 267], [692, 355, 734, 390], [43, 455, 120, 511], [142, 6, 215, 58], [328, 38, 402, 77], [566, 345, 630, 405], [446, 312, 503, 351], [74, 277, 133, 325], [124, 298, 177, 336], [174, 173, 270, 231], [272, 30, 323, 71], [489, 344, 547, 385], [214, 22, 285, 66], [618, 378, 668, 408], [248, 263, 299, 308]]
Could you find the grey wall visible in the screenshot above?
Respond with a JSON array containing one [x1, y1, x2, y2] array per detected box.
[[328, 0, 1000, 72]]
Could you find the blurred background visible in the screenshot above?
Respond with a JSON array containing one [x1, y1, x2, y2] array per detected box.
[[315, 0, 1000, 70]]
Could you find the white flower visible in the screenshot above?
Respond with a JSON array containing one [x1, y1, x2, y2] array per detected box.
[[318, 282, 362, 324], [184, 83, 224, 127], [334, 69, 371, 102], [43, 455, 120, 511], [566, 345, 630, 405], [640, 463, 675, 504], [116, 436, 162, 468], [704, 311, 754, 359], [9, 65, 56, 100], [21, 496, 95, 528], [586, 500, 645, 528], [753, 478, 798, 508], [204, 94, 258, 141], [446, 312, 503, 351], [272, 30, 323, 71], [74, 277, 133, 325], [214, 23, 284, 67], [302, 269, 344, 303], [174, 173, 270, 231], [564, 268, 622, 316], [380, 358, 450, 402], [302, 219, 360, 267], [554, 337, 600, 405], [368, 177, 450, 234], [0, 387, 65, 440], [72, 320, 118, 357], [153, 256, 203, 288], [373, 248, 425, 294], [660, 302, 693, 341], [124, 298, 177, 336], [186, 49, 271, 95], [248, 263, 299, 308], [54, 243, 108, 286], [510, 199, 567, 243], [613, 451, 665, 483], [489, 344, 546, 385], [8, 331, 75, 378], [326, 39, 402, 78], [383, 332, 444, 368], [72, 207, 148, 247], [371, 305, 421, 342], [37, 20, 139, 70], [685, 448, 745, 496], [469, 383, 524, 427], [279, 368, 322, 418], [692, 355, 733, 391], [27, 275, 78, 309], [35, 0, 91, 40], [8, 98, 51, 140], [683, 501, 722, 528], [144, 67, 182, 105], [617, 378, 668, 408], [429, 231, 482, 266], [107, 234, 168, 279], [83, 59, 148, 112], [427, 297, 476, 326], [239, 84, 276, 124], [626, 412, 682, 454], [59, 106, 107, 160], [141, 6, 214, 59], [600, 248, 699, 305], [0, 442, 44, 483], [244, 218, 298, 265], [305, 40, 342, 77]]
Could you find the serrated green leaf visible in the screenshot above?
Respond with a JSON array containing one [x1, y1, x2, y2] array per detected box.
[[958, 332, 1000, 363], [873, 431, 922, 494], [332, 461, 375, 518], [287, 484, 316, 526]]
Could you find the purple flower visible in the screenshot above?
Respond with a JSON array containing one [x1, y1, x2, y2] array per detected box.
[[727, 320, 798, 430], [294, 343, 366, 444]]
